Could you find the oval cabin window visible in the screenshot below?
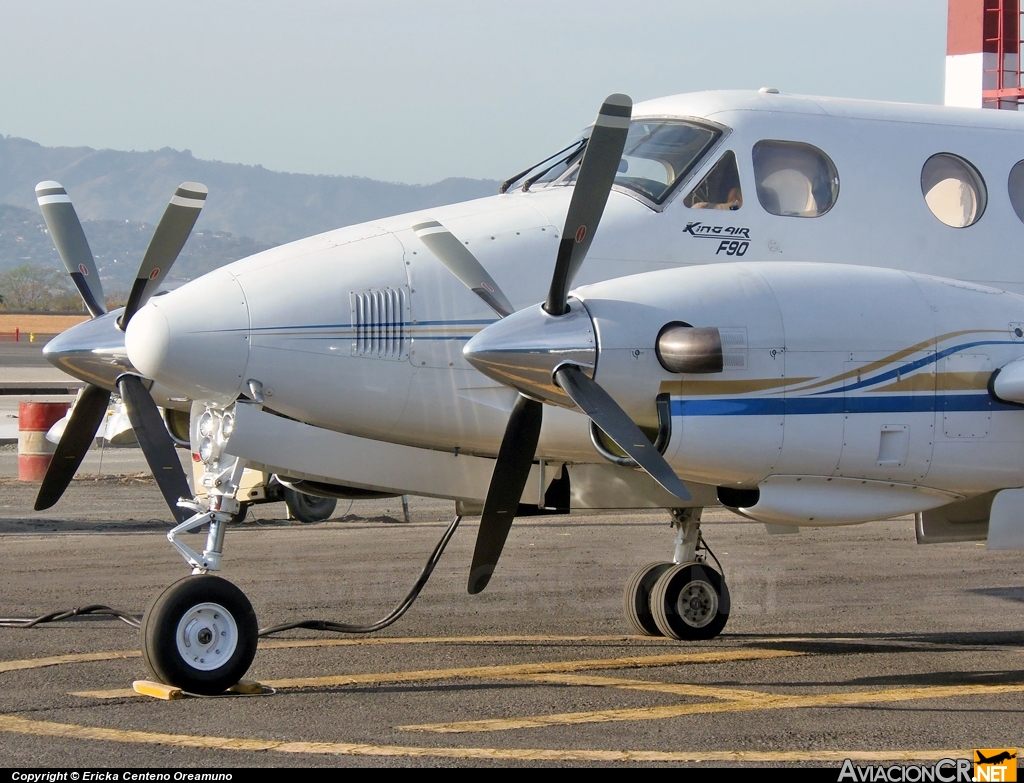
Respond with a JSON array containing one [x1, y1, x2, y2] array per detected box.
[[1008, 160, 1024, 224], [921, 153, 986, 228], [752, 140, 839, 217]]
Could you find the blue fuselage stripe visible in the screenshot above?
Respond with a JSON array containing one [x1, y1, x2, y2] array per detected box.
[[670, 394, 1017, 416]]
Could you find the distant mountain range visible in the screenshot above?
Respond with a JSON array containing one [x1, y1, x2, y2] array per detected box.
[[0, 134, 499, 293], [0, 135, 500, 244]]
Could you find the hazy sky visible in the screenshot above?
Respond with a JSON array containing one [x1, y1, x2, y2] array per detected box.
[[0, 1, 948, 184]]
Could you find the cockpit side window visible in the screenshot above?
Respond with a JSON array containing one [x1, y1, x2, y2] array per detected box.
[[613, 120, 721, 204], [684, 150, 742, 210], [752, 140, 839, 217]]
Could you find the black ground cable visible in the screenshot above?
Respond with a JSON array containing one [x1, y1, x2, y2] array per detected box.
[[0, 605, 141, 629], [698, 532, 725, 577], [0, 515, 463, 636], [257, 514, 462, 636]]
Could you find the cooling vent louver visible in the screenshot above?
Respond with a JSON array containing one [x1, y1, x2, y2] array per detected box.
[[350, 287, 410, 360], [719, 327, 748, 370]]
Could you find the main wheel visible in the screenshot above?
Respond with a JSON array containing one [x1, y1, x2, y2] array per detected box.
[[283, 488, 337, 524], [650, 562, 730, 641], [623, 562, 674, 636], [141, 575, 258, 695]]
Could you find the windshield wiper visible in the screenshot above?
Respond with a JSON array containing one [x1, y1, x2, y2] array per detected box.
[[500, 138, 588, 194]]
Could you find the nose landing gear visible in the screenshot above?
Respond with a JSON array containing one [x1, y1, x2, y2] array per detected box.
[[623, 507, 730, 641], [142, 400, 260, 694]]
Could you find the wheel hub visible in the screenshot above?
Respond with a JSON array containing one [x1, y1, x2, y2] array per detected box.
[[176, 602, 239, 671], [676, 580, 718, 628]]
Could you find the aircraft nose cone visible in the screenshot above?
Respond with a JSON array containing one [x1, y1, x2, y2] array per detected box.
[[125, 268, 251, 401], [124, 304, 171, 379]]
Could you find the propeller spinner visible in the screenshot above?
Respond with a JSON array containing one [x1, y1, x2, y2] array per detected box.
[[415, 93, 690, 594]]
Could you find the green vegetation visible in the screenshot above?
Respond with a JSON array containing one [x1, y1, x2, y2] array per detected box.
[[0, 264, 80, 311]]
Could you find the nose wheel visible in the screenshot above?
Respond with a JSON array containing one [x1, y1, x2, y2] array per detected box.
[[140, 575, 258, 695]]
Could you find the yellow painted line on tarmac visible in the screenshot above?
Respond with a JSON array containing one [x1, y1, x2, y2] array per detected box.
[[74, 675, 769, 702], [3, 634, 658, 678], [71, 647, 804, 699], [516, 673, 770, 701], [237, 647, 805, 690], [0, 712, 971, 763], [0, 650, 141, 674], [258, 633, 653, 650], [403, 681, 1024, 733]]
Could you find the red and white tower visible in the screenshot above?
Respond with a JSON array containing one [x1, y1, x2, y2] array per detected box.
[[945, 0, 1023, 109]]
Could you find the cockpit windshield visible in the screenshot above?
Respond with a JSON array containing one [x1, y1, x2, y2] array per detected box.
[[612, 120, 722, 203], [504, 119, 722, 205]]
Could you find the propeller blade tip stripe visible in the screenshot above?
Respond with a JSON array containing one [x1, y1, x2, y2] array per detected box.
[[36, 193, 72, 205], [177, 181, 208, 196], [412, 220, 444, 235], [468, 565, 495, 595], [168, 195, 206, 209], [595, 114, 631, 129], [596, 95, 632, 128], [35, 180, 64, 194]]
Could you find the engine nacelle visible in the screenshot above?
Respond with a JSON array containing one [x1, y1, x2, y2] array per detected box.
[[576, 262, 1024, 524]]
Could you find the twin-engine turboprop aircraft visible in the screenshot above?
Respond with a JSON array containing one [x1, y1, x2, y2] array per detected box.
[[34, 88, 1024, 694]]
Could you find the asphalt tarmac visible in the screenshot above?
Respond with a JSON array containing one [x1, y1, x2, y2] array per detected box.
[[1, 468, 1022, 768]]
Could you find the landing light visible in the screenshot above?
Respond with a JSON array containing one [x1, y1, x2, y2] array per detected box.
[[220, 412, 235, 439], [199, 437, 214, 464], [198, 411, 215, 439]]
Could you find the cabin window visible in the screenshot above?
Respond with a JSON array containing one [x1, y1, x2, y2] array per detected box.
[[1008, 161, 1024, 224], [752, 140, 839, 217], [684, 150, 742, 210], [921, 153, 986, 228]]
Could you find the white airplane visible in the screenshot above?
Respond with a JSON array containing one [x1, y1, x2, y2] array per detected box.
[[32, 88, 1024, 695]]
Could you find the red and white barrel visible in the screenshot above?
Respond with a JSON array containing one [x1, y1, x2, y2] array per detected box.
[[18, 401, 70, 481]]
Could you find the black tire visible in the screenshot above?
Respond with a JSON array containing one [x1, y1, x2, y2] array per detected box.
[[650, 562, 730, 641], [283, 488, 337, 524], [623, 562, 674, 636], [140, 575, 258, 695]]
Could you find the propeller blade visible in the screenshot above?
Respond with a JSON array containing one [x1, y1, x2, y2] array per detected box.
[[117, 375, 191, 523], [554, 364, 690, 501], [119, 183, 208, 328], [468, 394, 543, 594], [34, 384, 111, 510], [413, 220, 515, 318], [545, 94, 632, 315], [35, 182, 106, 317]]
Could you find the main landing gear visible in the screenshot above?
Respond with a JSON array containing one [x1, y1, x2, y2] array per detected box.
[[624, 508, 730, 641]]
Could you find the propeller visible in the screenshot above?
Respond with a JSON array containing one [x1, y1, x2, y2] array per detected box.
[[32, 181, 205, 520], [416, 94, 690, 594], [119, 183, 208, 327], [35, 182, 106, 317], [118, 375, 192, 522], [34, 385, 111, 511]]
